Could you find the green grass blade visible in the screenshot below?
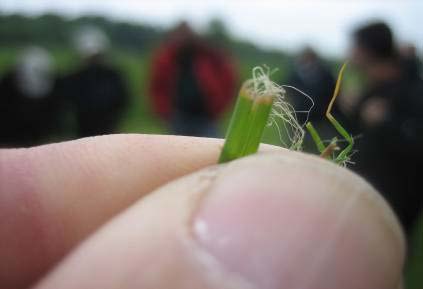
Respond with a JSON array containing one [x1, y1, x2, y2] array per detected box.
[[327, 114, 351, 142], [306, 122, 325, 153], [242, 96, 274, 156], [326, 114, 354, 164], [218, 87, 254, 163], [219, 66, 284, 163]]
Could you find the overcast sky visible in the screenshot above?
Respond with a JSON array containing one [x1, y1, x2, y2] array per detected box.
[[1, 0, 422, 57]]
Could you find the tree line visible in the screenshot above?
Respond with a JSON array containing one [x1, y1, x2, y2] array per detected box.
[[0, 13, 163, 51]]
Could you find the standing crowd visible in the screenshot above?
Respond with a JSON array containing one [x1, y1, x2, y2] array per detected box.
[[0, 21, 422, 239]]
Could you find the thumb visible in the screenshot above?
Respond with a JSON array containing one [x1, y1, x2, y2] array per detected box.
[[35, 152, 405, 289]]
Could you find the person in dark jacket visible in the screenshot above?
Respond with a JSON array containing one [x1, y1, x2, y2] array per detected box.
[[348, 21, 423, 237], [62, 26, 128, 138], [149, 22, 237, 137], [0, 47, 64, 147], [288, 47, 336, 123], [286, 47, 336, 151]]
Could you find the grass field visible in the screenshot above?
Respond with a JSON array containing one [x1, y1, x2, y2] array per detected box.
[[0, 47, 421, 287]]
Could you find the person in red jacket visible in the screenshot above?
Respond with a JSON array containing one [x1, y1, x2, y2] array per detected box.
[[149, 22, 238, 137]]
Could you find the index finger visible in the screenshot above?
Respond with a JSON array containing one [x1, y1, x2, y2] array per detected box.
[[1, 134, 273, 288]]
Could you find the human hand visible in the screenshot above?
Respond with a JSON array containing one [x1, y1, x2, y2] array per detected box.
[[0, 135, 404, 289]]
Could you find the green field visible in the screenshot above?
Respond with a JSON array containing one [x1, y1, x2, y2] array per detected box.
[[0, 47, 421, 287]]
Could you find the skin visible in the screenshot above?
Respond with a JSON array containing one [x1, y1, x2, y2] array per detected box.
[[0, 134, 405, 289]]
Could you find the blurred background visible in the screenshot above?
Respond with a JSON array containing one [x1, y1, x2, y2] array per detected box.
[[0, 0, 422, 287]]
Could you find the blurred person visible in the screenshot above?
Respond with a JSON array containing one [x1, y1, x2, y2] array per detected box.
[[0, 46, 64, 147], [287, 47, 336, 150], [149, 22, 237, 137], [288, 47, 336, 123], [62, 26, 128, 138], [348, 21, 423, 237], [400, 43, 422, 81]]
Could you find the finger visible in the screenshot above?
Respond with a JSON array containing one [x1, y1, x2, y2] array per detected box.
[[35, 152, 405, 289], [0, 134, 279, 289]]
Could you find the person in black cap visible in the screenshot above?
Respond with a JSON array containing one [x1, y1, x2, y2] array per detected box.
[[348, 21, 423, 237]]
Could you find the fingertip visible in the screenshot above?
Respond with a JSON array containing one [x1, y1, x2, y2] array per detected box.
[[0, 134, 224, 288], [193, 152, 405, 289]]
